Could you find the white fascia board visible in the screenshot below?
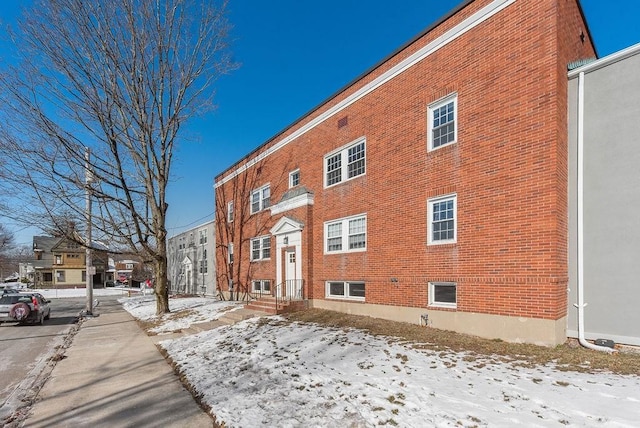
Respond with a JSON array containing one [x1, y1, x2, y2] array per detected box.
[[568, 42, 640, 78], [269, 192, 314, 216], [215, 0, 517, 188]]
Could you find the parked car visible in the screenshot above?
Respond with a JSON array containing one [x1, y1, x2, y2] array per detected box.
[[0, 293, 51, 325], [105, 280, 116, 287]]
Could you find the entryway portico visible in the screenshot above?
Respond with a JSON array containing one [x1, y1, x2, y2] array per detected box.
[[270, 216, 304, 300]]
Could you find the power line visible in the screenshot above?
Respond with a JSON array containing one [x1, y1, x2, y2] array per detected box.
[[167, 212, 215, 231]]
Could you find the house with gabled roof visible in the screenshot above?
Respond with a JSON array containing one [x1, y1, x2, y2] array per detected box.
[[32, 235, 108, 288]]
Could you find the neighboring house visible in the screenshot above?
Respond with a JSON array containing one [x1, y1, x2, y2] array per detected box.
[[113, 258, 139, 283], [167, 220, 216, 296], [32, 235, 108, 288], [18, 263, 35, 284], [567, 43, 640, 346]]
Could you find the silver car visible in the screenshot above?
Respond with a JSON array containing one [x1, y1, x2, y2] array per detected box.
[[0, 292, 51, 325]]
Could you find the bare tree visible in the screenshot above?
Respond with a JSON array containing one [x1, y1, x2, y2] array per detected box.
[[0, 224, 16, 279], [215, 156, 292, 302], [0, 224, 14, 255], [0, 0, 236, 314]]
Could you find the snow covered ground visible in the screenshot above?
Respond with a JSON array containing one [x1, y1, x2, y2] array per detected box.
[[34, 286, 139, 299], [112, 295, 640, 427]]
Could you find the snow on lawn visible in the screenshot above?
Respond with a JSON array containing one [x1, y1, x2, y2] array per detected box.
[[35, 287, 132, 299], [124, 298, 640, 427], [120, 296, 243, 334]]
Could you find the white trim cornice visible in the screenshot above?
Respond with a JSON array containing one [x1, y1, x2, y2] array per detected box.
[[270, 192, 314, 215], [216, 0, 516, 188]]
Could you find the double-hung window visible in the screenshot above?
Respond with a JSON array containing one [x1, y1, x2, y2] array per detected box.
[[429, 282, 457, 308], [324, 138, 366, 187], [428, 94, 457, 150], [199, 259, 208, 274], [251, 236, 271, 261], [289, 169, 300, 188], [428, 194, 457, 244], [326, 281, 365, 300], [324, 215, 367, 253], [227, 201, 234, 223], [250, 185, 270, 214]]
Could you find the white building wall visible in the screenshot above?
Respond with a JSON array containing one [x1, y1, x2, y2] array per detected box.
[[167, 220, 216, 296]]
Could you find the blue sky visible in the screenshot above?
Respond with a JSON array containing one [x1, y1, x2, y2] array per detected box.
[[2, 0, 639, 246]]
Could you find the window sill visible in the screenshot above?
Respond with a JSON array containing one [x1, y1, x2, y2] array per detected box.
[[427, 241, 457, 247], [427, 141, 457, 153], [324, 249, 367, 255], [326, 295, 365, 302], [428, 303, 457, 310]]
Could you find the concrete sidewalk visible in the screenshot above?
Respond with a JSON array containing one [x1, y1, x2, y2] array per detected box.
[[23, 298, 213, 427]]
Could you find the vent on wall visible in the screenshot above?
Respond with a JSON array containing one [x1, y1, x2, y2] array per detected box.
[[338, 116, 348, 128]]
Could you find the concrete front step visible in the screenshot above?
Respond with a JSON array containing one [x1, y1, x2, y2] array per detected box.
[[245, 299, 306, 314]]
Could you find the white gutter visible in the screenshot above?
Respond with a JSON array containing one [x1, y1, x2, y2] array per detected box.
[[575, 71, 615, 353]]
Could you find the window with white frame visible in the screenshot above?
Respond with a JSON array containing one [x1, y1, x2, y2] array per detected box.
[[199, 259, 208, 274], [199, 229, 207, 244], [227, 201, 234, 222], [251, 236, 271, 261], [324, 215, 366, 253], [252, 279, 271, 293], [200, 250, 208, 274], [428, 194, 457, 244], [428, 94, 457, 150], [250, 185, 271, 214], [289, 169, 300, 188], [325, 138, 366, 187], [228, 243, 234, 264], [428, 282, 457, 308], [326, 281, 365, 300]]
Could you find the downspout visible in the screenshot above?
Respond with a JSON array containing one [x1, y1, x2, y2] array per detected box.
[[576, 71, 615, 353]]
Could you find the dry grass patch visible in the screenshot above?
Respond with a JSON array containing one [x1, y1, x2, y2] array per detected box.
[[284, 309, 640, 375], [137, 309, 198, 335]]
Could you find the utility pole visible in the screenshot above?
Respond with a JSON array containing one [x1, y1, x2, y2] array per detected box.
[[85, 147, 94, 315]]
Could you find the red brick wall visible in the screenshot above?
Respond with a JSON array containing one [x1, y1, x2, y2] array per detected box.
[[215, 0, 595, 321]]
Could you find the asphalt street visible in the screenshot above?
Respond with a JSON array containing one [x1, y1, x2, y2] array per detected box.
[[0, 296, 85, 423]]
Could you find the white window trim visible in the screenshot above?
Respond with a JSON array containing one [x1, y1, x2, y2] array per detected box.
[[427, 194, 457, 245], [250, 235, 271, 261], [428, 281, 457, 309], [252, 279, 271, 293], [227, 243, 234, 264], [250, 184, 271, 214], [289, 169, 300, 188], [428, 94, 458, 151], [227, 201, 234, 223], [324, 214, 367, 254], [199, 259, 208, 275], [324, 137, 366, 188], [325, 280, 365, 301]]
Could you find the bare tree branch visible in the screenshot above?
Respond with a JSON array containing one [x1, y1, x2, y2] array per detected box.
[[0, 0, 237, 314]]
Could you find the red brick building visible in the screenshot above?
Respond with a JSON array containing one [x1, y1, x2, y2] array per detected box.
[[214, 0, 596, 345]]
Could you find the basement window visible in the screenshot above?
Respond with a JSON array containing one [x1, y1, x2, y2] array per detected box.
[[428, 282, 457, 308]]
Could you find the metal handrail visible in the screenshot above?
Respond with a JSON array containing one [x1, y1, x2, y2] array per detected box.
[[248, 279, 304, 310]]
